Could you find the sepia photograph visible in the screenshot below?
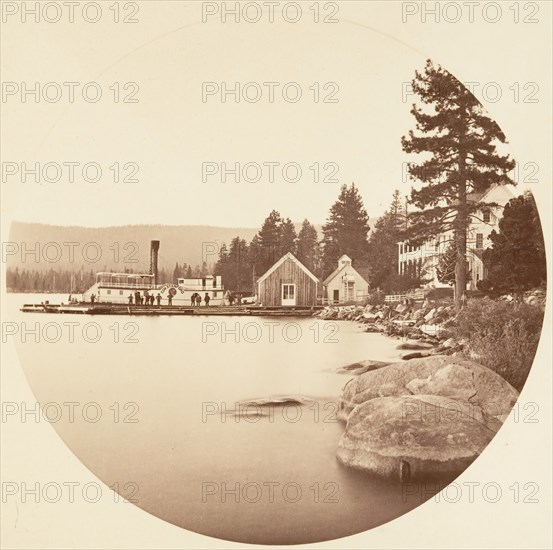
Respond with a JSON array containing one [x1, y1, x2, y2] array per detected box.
[[1, 1, 551, 549]]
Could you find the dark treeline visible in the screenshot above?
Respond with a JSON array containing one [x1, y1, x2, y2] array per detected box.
[[6, 263, 213, 294], [7, 267, 98, 294]]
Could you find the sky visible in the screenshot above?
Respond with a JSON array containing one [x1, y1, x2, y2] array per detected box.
[[2, 1, 547, 230]]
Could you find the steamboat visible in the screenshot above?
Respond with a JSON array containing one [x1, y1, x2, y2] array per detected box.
[[82, 240, 226, 306]]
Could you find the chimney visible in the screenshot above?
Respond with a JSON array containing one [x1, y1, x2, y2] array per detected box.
[[150, 240, 160, 285]]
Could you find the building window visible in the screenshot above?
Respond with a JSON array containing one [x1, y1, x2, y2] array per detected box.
[[483, 211, 491, 223], [107, 289, 111, 295], [476, 233, 483, 249], [119, 290, 123, 295], [213, 291, 217, 298], [282, 284, 295, 300]]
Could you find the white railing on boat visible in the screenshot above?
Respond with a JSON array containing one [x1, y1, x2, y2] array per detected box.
[[97, 281, 225, 291], [98, 281, 154, 289]]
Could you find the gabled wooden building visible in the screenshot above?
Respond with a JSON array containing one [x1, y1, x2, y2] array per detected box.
[[323, 254, 370, 304], [257, 253, 319, 307]]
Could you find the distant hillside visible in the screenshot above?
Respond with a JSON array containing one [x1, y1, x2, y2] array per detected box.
[[7, 222, 261, 272]]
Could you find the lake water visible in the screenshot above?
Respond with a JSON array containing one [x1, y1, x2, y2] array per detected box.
[[10, 293, 429, 545]]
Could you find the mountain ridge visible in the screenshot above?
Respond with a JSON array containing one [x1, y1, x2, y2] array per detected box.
[[7, 221, 324, 272]]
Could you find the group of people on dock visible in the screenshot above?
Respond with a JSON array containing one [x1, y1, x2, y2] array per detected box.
[[87, 289, 228, 307], [128, 290, 162, 306], [121, 290, 213, 307], [226, 292, 242, 306], [191, 293, 210, 306]]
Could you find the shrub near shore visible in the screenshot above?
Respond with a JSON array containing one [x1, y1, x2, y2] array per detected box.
[[455, 298, 545, 392]]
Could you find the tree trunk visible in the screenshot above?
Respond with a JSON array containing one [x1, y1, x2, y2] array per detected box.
[[454, 229, 466, 310], [455, 153, 467, 311]]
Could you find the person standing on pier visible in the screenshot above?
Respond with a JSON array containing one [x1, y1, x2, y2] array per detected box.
[[204, 293, 210, 306], [135, 291, 141, 305], [168, 293, 173, 306], [191, 293, 196, 306], [156, 293, 161, 306], [197, 294, 202, 306], [128, 293, 133, 305], [90, 294, 96, 304]]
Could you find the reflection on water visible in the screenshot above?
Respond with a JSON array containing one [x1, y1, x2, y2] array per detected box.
[[11, 293, 430, 545]]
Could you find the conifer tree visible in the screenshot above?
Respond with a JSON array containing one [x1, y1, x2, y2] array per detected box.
[[254, 210, 283, 274], [367, 190, 405, 289], [279, 218, 297, 256], [321, 183, 370, 276], [436, 242, 470, 286], [402, 60, 516, 309], [227, 236, 249, 291], [297, 219, 319, 273], [481, 192, 546, 298]]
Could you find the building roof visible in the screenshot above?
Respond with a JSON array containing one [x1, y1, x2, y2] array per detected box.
[[398, 184, 516, 246], [463, 183, 515, 206], [323, 262, 369, 286], [97, 272, 153, 278], [256, 253, 319, 285]]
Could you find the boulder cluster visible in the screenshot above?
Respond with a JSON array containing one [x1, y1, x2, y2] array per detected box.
[[336, 355, 519, 481]]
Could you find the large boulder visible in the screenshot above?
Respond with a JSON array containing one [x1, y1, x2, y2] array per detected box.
[[338, 355, 519, 423], [337, 395, 497, 480]]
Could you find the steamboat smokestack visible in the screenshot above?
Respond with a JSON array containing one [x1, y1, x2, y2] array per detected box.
[[150, 240, 160, 285]]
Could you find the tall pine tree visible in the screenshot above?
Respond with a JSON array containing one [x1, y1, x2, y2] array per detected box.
[[321, 183, 370, 277], [255, 210, 283, 274], [402, 60, 516, 309], [227, 236, 249, 291], [296, 219, 319, 273], [279, 218, 297, 256], [367, 190, 406, 289]]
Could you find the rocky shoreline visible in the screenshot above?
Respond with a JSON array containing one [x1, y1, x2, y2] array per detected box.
[[314, 301, 462, 358], [314, 298, 539, 481], [314, 289, 546, 360]]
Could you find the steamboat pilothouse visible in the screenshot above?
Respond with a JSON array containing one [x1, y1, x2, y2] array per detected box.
[[82, 240, 225, 306]]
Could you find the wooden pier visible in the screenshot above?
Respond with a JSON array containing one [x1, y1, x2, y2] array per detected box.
[[20, 302, 323, 317]]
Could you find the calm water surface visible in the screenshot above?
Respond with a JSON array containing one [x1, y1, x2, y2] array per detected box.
[[11, 293, 427, 545]]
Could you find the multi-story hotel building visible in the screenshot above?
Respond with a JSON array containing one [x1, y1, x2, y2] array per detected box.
[[398, 184, 515, 290]]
